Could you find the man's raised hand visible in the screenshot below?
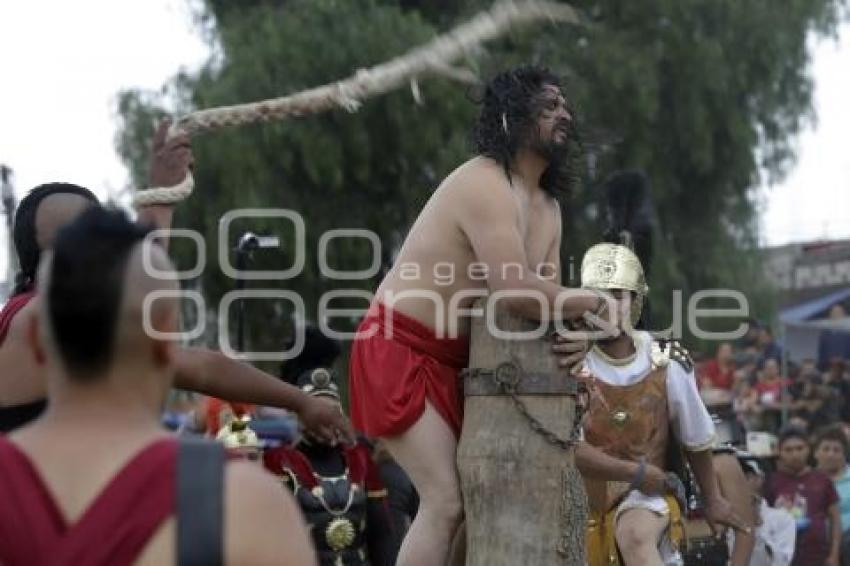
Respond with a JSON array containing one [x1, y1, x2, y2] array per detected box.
[[148, 120, 193, 188]]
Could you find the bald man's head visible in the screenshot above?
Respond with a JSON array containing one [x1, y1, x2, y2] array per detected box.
[[38, 206, 179, 381]]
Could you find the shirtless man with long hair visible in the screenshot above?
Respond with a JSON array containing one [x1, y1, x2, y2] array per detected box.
[[349, 66, 670, 565]]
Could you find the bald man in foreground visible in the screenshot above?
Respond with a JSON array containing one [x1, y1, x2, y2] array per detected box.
[[0, 207, 315, 565]]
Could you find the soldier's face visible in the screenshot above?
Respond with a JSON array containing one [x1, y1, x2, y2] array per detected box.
[[609, 289, 634, 333]]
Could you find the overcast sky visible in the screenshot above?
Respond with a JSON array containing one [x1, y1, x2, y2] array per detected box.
[[0, 2, 848, 280]]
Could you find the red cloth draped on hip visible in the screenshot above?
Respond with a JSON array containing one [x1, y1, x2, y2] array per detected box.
[[348, 302, 469, 439], [0, 436, 177, 566]]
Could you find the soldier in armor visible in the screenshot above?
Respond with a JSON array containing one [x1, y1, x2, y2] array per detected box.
[[573, 171, 749, 565], [579, 238, 749, 565], [264, 326, 398, 566]]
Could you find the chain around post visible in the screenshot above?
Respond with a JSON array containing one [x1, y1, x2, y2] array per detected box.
[[492, 361, 582, 451]]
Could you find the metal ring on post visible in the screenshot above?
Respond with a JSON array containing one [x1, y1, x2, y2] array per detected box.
[[494, 361, 521, 390]]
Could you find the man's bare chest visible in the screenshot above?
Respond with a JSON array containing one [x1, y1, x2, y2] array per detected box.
[[517, 203, 555, 266]]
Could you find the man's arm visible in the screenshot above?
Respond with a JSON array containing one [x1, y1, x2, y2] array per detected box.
[[575, 441, 667, 496], [686, 449, 747, 533], [173, 347, 354, 444], [713, 453, 755, 566], [135, 120, 194, 248], [827, 502, 841, 566], [453, 162, 604, 322]]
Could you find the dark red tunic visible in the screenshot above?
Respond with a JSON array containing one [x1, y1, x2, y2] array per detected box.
[[0, 436, 177, 566]]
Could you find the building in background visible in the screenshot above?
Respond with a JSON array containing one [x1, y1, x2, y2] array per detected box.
[[764, 239, 850, 362]]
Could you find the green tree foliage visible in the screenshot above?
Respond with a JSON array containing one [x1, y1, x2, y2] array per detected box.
[[116, 0, 846, 354]]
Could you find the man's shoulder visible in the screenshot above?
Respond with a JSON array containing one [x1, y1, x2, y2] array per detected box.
[[446, 156, 511, 193]]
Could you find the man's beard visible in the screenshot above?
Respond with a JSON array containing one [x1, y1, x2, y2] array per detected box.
[[529, 129, 569, 164]]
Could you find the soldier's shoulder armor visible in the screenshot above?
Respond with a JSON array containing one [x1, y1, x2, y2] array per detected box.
[[650, 339, 694, 373]]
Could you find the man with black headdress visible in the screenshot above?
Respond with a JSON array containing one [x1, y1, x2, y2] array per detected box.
[[265, 326, 398, 566]]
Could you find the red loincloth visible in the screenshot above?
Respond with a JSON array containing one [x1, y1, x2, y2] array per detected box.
[[348, 302, 469, 439], [0, 436, 176, 566]]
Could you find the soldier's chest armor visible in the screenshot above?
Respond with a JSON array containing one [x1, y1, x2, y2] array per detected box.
[[584, 367, 670, 466], [296, 475, 369, 566]]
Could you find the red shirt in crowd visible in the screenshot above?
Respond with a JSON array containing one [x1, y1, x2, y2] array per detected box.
[[754, 378, 789, 404], [764, 468, 838, 566], [699, 359, 736, 390]]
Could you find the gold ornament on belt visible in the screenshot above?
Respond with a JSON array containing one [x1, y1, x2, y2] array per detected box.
[[326, 517, 356, 551]]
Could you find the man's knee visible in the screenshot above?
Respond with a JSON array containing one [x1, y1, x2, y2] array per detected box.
[[615, 519, 655, 553], [425, 486, 464, 525]]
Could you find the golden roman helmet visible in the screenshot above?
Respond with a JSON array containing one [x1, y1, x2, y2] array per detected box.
[[216, 414, 260, 451], [580, 242, 649, 326]]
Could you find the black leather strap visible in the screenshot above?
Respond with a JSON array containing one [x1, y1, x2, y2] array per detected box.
[[177, 438, 224, 566]]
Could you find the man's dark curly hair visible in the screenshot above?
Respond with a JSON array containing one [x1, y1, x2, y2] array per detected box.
[[472, 65, 579, 198]]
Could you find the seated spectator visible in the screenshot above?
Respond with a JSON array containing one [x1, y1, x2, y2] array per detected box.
[[755, 359, 788, 408], [813, 426, 850, 565], [699, 342, 737, 392], [824, 360, 850, 423], [800, 358, 819, 375], [735, 351, 759, 383], [737, 317, 763, 351], [0, 207, 315, 564], [818, 305, 850, 372], [755, 359, 790, 431], [788, 360, 816, 400], [734, 375, 762, 432], [765, 427, 841, 566], [757, 327, 783, 370], [791, 373, 840, 433]]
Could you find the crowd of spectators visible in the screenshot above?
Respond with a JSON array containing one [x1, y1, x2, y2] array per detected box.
[[696, 305, 850, 441]]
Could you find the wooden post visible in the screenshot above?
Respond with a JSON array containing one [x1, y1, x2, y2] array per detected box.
[[456, 303, 588, 565]]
